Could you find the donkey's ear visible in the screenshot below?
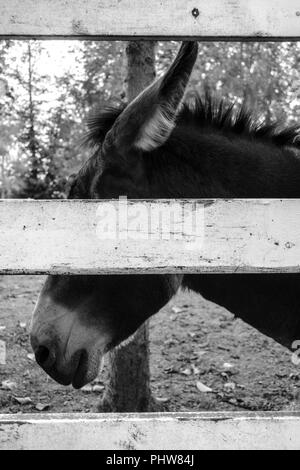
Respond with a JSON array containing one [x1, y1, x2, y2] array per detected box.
[[103, 42, 198, 154]]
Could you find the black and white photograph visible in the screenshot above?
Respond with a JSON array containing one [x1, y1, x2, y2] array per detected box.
[[0, 0, 300, 452]]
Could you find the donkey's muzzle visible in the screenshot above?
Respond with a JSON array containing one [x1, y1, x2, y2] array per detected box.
[[30, 331, 93, 388], [34, 344, 56, 370]]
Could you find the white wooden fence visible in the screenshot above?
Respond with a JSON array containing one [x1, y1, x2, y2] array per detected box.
[[0, 0, 300, 40], [1, 0, 300, 450], [1, 199, 300, 275], [1, 412, 300, 450]]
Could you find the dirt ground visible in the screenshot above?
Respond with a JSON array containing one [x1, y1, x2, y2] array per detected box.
[[1, 275, 300, 414]]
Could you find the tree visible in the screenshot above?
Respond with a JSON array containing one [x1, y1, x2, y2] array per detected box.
[[10, 41, 51, 198], [99, 41, 156, 412], [0, 40, 14, 198]]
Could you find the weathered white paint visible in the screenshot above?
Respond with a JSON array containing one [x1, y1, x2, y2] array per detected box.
[[0, 0, 300, 40], [0, 199, 300, 274], [0, 412, 300, 450]]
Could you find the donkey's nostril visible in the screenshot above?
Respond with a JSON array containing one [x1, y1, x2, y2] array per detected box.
[[35, 345, 56, 369]]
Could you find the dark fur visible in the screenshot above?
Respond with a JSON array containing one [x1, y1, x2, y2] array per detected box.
[[66, 92, 300, 348]]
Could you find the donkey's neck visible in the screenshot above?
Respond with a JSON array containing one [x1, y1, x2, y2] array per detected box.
[[148, 127, 300, 198]]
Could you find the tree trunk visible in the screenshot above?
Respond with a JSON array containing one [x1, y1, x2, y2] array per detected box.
[[125, 42, 156, 101], [99, 41, 156, 412], [27, 42, 38, 180]]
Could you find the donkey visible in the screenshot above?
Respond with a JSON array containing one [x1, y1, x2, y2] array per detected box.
[[31, 42, 300, 388]]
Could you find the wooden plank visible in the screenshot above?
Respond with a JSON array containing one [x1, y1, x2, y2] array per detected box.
[[0, 412, 300, 450], [0, 0, 300, 40], [0, 199, 300, 274]]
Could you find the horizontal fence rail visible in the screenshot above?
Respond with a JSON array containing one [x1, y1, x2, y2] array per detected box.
[[0, 199, 300, 274], [0, 0, 300, 40], [0, 412, 300, 450]]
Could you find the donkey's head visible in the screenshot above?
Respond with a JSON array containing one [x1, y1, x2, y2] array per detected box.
[[30, 42, 198, 388]]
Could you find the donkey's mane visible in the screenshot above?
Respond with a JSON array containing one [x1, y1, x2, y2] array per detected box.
[[84, 94, 300, 150], [84, 103, 127, 148], [180, 94, 300, 148]]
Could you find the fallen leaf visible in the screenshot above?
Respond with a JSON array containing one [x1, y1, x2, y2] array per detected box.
[[19, 322, 27, 329], [156, 397, 170, 403], [188, 332, 196, 338], [223, 362, 234, 370], [1, 380, 17, 391], [171, 306, 184, 314], [13, 396, 33, 405], [181, 368, 192, 376], [35, 402, 51, 411], [80, 384, 93, 393], [196, 381, 213, 393], [92, 385, 105, 393]]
